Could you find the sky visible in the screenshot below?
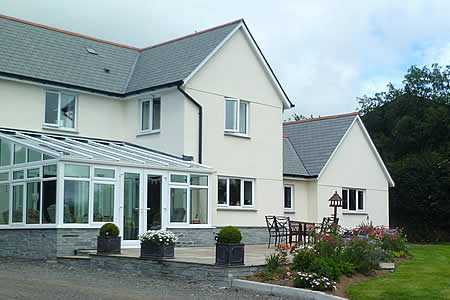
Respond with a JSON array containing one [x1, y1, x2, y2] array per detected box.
[[1, 0, 450, 119]]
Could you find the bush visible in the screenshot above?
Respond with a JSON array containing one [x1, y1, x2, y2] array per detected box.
[[308, 257, 341, 280], [294, 272, 337, 291], [99, 223, 119, 237], [341, 235, 379, 275], [216, 226, 242, 244], [292, 245, 316, 272], [337, 261, 355, 277]]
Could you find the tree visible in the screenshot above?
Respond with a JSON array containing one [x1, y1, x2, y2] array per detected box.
[[359, 64, 449, 242], [357, 64, 449, 115]]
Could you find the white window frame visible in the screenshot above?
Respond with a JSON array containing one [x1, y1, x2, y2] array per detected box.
[[139, 96, 161, 135], [217, 176, 254, 209], [43, 90, 78, 131], [224, 97, 248, 136], [167, 173, 210, 227], [342, 188, 365, 213], [283, 184, 294, 211]]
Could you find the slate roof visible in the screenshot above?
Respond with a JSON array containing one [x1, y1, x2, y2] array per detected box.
[[283, 113, 358, 177], [0, 15, 241, 95]]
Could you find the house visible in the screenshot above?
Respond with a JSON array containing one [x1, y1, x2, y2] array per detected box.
[[0, 14, 293, 258], [282, 113, 395, 229]]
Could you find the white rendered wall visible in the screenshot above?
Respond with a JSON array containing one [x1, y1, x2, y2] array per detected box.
[[282, 179, 317, 222], [184, 28, 287, 226], [317, 120, 390, 229]]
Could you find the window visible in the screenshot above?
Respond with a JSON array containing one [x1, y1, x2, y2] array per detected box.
[[0, 139, 12, 166], [12, 185, 24, 223], [140, 96, 161, 132], [94, 168, 115, 179], [93, 183, 114, 222], [224, 98, 248, 134], [0, 185, 9, 224], [284, 185, 293, 210], [64, 180, 89, 223], [217, 177, 254, 208], [169, 174, 209, 225], [342, 188, 365, 212], [44, 91, 77, 129], [26, 182, 40, 224]]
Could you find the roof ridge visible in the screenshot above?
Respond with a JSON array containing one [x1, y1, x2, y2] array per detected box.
[[283, 112, 358, 125], [139, 19, 243, 51], [0, 14, 140, 50], [0, 14, 242, 52]]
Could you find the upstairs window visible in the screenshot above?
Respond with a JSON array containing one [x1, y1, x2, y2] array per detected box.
[[140, 96, 161, 133], [224, 98, 248, 135], [342, 188, 365, 212], [44, 91, 77, 129]]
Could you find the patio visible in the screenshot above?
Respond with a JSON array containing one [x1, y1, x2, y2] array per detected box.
[[77, 244, 276, 266]]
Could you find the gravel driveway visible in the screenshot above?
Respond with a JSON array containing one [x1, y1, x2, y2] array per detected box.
[[0, 257, 294, 300]]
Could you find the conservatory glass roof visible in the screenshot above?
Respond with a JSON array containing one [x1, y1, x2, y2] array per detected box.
[[0, 129, 211, 171]]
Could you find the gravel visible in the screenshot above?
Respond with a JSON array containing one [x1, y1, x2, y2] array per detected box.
[[0, 257, 295, 300]]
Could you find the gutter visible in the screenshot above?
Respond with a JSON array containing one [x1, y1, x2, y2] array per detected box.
[[177, 86, 203, 164]]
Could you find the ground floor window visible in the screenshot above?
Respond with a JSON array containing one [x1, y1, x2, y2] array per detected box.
[[284, 185, 293, 210], [217, 177, 254, 208], [169, 174, 209, 225], [342, 188, 365, 211]]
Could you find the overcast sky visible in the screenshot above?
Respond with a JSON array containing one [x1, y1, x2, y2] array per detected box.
[[2, 0, 450, 119]]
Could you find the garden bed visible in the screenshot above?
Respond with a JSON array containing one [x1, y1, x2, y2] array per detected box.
[[247, 222, 410, 299]]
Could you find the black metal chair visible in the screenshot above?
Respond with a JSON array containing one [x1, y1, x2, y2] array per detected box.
[[275, 216, 290, 245], [320, 217, 340, 234], [265, 216, 277, 248]]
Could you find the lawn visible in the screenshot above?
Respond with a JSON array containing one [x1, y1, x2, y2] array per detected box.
[[347, 245, 450, 299]]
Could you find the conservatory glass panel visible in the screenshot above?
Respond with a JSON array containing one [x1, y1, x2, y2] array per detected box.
[[42, 180, 56, 224], [14, 144, 26, 164], [94, 168, 115, 179], [190, 188, 207, 224], [27, 168, 40, 179], [170, 188, 187, 223], [27, 149, 41, 162], [13, 170, 24, 180], [0, 139, 11, 166], [26, 182, 41, 224], [43, 165, 57, 178], [64, 180, 89, 223], [170, 174, 187, 184], [64, 164, 90, 178], [12, 185, 23, 223], [0, 185, 9, 224], [93, 183, 114, 222], [190, 175, 208, 186], [0, 172, 8, 182]]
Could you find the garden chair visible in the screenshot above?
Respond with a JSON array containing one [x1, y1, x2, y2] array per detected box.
[[288, 220, 303, 246], [265, 216, 277, 248], [275, 216, 290, 245]]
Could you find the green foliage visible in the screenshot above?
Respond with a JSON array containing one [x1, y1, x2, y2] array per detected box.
[[357, 64, 449, 115], [99, 223, 120, 237], [308, 257, 341, 280], [337, 261, 355, 277], [292, 246, 316, 272], [362, 94, 449, 242], [341, 235, 380, 275], [264, 253, 282, 275], [216, 226, 242, 244]]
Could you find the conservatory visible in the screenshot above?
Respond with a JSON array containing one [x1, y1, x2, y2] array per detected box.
[[0, 129, 213, 254]]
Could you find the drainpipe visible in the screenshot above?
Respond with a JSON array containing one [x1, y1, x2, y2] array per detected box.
[[177, 86, 203, 164]]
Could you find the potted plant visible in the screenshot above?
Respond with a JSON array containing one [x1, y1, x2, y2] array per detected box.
[[215, 226, 244, 265], [139, 229, 177, 259], [97, 223, 121, 254]]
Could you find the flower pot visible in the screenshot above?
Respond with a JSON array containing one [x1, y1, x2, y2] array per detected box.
[[140, 243, 175, 259], [97, 236, 121, 254], [215, 243, 245, 265]]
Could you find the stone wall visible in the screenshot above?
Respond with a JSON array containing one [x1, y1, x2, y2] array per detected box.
[[0, 228, 98, 259], [170, 226, 268, 247]]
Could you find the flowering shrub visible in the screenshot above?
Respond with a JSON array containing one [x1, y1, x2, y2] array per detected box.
[[352, 223, 407, 253], [274, 243, 290, 267], [139, 230, 177, 246], [292, 244, 316, 272], [294, 272, 337, 291]]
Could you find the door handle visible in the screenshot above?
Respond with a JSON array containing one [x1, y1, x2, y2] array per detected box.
[[146, 208, 151, 211]]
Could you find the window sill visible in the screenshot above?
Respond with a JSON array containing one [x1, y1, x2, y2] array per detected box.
[[343, 211, 367, 215], [167, 225, 215, 229], [216, 207, 257, 212], [136, 130, 160, 137], [224, 132, 250, 139], [42, 125, 78, 133], [284, 210, 296, 214]]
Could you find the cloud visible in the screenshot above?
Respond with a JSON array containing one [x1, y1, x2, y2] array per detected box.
[[1, 0, 450, 119]]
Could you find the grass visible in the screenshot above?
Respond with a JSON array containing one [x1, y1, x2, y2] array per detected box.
[[347, 245, 450, 299]]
